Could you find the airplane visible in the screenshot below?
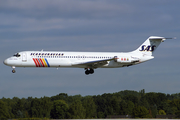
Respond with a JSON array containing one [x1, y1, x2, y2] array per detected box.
[[3, 36, 174, 75]]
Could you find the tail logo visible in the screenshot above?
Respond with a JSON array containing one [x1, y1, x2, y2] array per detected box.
[[139, 45, 156, 52]]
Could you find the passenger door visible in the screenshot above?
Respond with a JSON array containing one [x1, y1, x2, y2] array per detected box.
[[22, 53, 27, 62]]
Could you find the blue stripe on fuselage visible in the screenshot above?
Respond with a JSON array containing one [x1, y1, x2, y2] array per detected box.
[[45, 58, 50, 67]]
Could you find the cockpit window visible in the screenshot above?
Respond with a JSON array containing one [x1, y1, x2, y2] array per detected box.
[[13, 53, 21, 57]]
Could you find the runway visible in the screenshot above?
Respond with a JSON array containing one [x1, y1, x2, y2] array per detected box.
[[56, 118, 177, 120]]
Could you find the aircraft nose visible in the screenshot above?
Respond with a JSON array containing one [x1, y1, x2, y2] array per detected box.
[[3, 59, 8, 65]]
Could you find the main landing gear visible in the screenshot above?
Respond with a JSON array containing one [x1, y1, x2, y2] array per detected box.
[[85, 68, 94, 75], [12, 66, 16, 73]]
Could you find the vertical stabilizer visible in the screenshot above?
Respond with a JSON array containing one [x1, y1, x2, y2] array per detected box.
[[131, 36, 168, 56]]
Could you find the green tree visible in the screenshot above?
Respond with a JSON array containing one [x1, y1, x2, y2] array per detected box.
[[0, 100, 10, 119], [139, 89, 145, 97], [68, 99, 85, 118], [51, 93, 68, 102], [169, 99, 180, 115], [97, 111, 105, 118], [158, 110, 166, 115], [158, 100, 177, 115], [30, 98, 43, 118], [126, 101, 134, 115], [145, 92, 167, 106], [140, 97, 150, 109], [51, 100, 69, 119], [117, 90, 140, 97], [15, 99, 24, 118], [11, 97, 25, 118], [1, 97, 15, 118], [82, 96, 97, 118], [133, 106, 150, 118], [30, 99, 40, 117], [41, 97, 52, 118], [110, 96, 121, 115], [119, 100, 127, 115], [93, 95, 107, 118], [123, 94, 139, 105], [101, 93, 114, 115], [149, 105, 157, 118], [24, 97, 33, 118]]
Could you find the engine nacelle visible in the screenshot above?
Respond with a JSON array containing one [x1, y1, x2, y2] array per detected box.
[[114, 56, 139, 63]]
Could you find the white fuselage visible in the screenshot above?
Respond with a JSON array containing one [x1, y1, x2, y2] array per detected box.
[[4, 51, 150, 68]]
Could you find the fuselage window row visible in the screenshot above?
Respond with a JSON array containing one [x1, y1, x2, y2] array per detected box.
[[34, 56, 112, 59], [31, 53, 64, 56], [30, 53, 112, 59]]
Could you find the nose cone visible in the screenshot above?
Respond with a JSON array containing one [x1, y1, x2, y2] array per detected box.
[[3, 59, 8, 65]]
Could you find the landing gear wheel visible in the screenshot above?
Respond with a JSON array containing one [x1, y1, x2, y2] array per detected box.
[[11, 66, 16, 73], [85, 70, 89, 75], [89, 69, 94, 74], [12, 69, 16, 73], [84, 68, 94, 75]]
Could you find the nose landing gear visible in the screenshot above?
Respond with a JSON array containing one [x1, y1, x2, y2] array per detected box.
[[12, 66, 16, 73], [12, 69, 16, 73], [85, 68, 94, 75]]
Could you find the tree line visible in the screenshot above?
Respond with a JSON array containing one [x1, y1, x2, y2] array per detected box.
[[1, 89, 180, 119]]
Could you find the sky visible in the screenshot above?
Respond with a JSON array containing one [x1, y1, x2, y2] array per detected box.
[[0, 0, 180, 98]]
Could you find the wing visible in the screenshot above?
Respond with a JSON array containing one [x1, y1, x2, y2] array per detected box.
[[72, 58, 115, 69]]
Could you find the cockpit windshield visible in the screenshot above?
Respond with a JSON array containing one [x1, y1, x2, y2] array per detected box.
[[13, 53, 21, 57]]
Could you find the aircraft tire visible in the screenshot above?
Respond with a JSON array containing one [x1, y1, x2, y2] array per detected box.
[[89, 69, 94, 74], [85, 70, 89, 75], [12, 69, 16, 73]]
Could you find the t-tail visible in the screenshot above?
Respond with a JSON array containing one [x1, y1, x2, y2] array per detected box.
[[131, 36, 175, 56]]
